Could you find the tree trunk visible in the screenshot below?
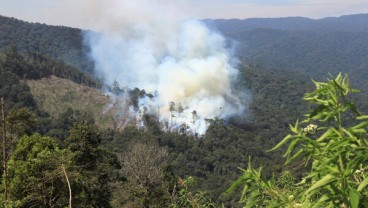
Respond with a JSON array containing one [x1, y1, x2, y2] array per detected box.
[[62, 164, 72, 208], [2, 97, 7, 201]]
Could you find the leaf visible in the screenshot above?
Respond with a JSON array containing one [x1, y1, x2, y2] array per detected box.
[[347, 151, 368, 171], [333, 78, 345, 91], [349, 188, 360, 208], [314, 98, 330, 106], [311, 195, 329, 208], [357, 177, 368, 192], [304, 137, 321, 149], [305, 174, 336, 195], [357, 115, 368, 120], [316, 128, 333, 142], [289, 120, 299, 133], [342, 128, 360, 144], [321, 112, 335, 122], [350, 129, 367, 134], [324, 166, 339, 174], [283, 137, 300, 157], [226, 173, 246, 195], [268, 134, 294, 152], [347, 102, 361, 116], [309, 105, 328, 118], [329, 139, 350, 151], [244, 191, 261, 208], [285, 149, 304, 165], [351, 121, 368, 130]]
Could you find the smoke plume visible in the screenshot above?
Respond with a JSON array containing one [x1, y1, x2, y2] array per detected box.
[[84, 0, 251, 134]]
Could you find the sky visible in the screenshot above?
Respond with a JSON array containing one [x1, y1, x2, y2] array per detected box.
[[0, 0, 367, 28]]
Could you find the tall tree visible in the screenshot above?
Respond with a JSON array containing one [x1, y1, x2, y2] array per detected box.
[[65, 123, 120, 208], [4, 134, 73, 207], [6, 107, 37, 138]]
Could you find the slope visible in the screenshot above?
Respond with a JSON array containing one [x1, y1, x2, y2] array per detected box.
[[208, 13, 368, 108], [0, 15, 93, 72], [26, 76, 129, 131]]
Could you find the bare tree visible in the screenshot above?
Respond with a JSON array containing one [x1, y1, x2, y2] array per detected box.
[[191, 110, 197, 124], [121, 142, 168, 190]]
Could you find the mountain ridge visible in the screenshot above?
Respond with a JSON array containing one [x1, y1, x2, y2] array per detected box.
[[205, 13, 368, 33], [0, 14, 93, 72]]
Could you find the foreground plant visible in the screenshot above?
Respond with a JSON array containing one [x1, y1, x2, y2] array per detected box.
[[170, 176, 216, 208], [228, 74, 368, 207]]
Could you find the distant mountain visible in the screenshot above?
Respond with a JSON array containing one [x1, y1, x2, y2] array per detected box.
[[205, 13, 368, 34], [2, 13, 368, 80], [206, 13, 368, 85], [0, 15, 93, 72]]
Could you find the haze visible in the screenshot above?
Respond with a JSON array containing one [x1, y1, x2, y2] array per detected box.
[[1, 0, 368, 29]]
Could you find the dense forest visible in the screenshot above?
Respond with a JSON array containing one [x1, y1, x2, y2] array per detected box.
[[208, 14, 368, 86], [0, 14, 367, 207], [0, 15, 93, 72]]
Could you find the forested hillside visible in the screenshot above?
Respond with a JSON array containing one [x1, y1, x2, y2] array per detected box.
[[208, 14, 368, 85], [0, 15, 93, 72], [208, 13, 368, 114], [0, 14, 367, 207]]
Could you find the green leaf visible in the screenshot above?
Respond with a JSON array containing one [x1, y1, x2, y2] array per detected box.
[[351, 121, 368, 130], [314, 98, 330, 106], [289, 120, 299, 133], [325, 166, 339, 174], [329, 139, 350, 151], [226, 173, 246, 195], [309, 105, 328, 118], [357, 115, 368, 120], [349, 189, 360, 208], [268, 134, 294, 152], [357, 177, 368, 192], [347, 152, 368, 171], [332, 78, 345, 91], [244, 191, 261, 208], [316, 128, 333, 142], [285, 149, 304, 165], [350, 129, 367, 134], [283, 137, 300, 157], [305, 174, 336, 195], [304, 137, 321, 149], [347, 102, 361, 116], [311, 195, 329, 208]]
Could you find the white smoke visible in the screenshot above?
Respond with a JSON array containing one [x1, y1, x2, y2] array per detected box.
[[84, 0, 250, 135]]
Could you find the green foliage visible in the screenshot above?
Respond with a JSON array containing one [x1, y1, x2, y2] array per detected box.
[[293, 74, 368, 207], [0, 15, 94, 72], [66, 123, 101, 169], [5, 14, 368, 207], [6, 107, 37, 138], [0, 57, 36, 112], [230, 74, 368, 207], [212, 15, 368, 88], [3, 134, 72, 207], [2, 125, 121, 208], [65, 123, 121, 208], [227, 164, 309, 208], [170, 176, 216, 208], [1, 46, 100, 88]]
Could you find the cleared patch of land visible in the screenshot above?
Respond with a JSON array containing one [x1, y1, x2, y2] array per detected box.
[[26, 76, 129, 130]]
